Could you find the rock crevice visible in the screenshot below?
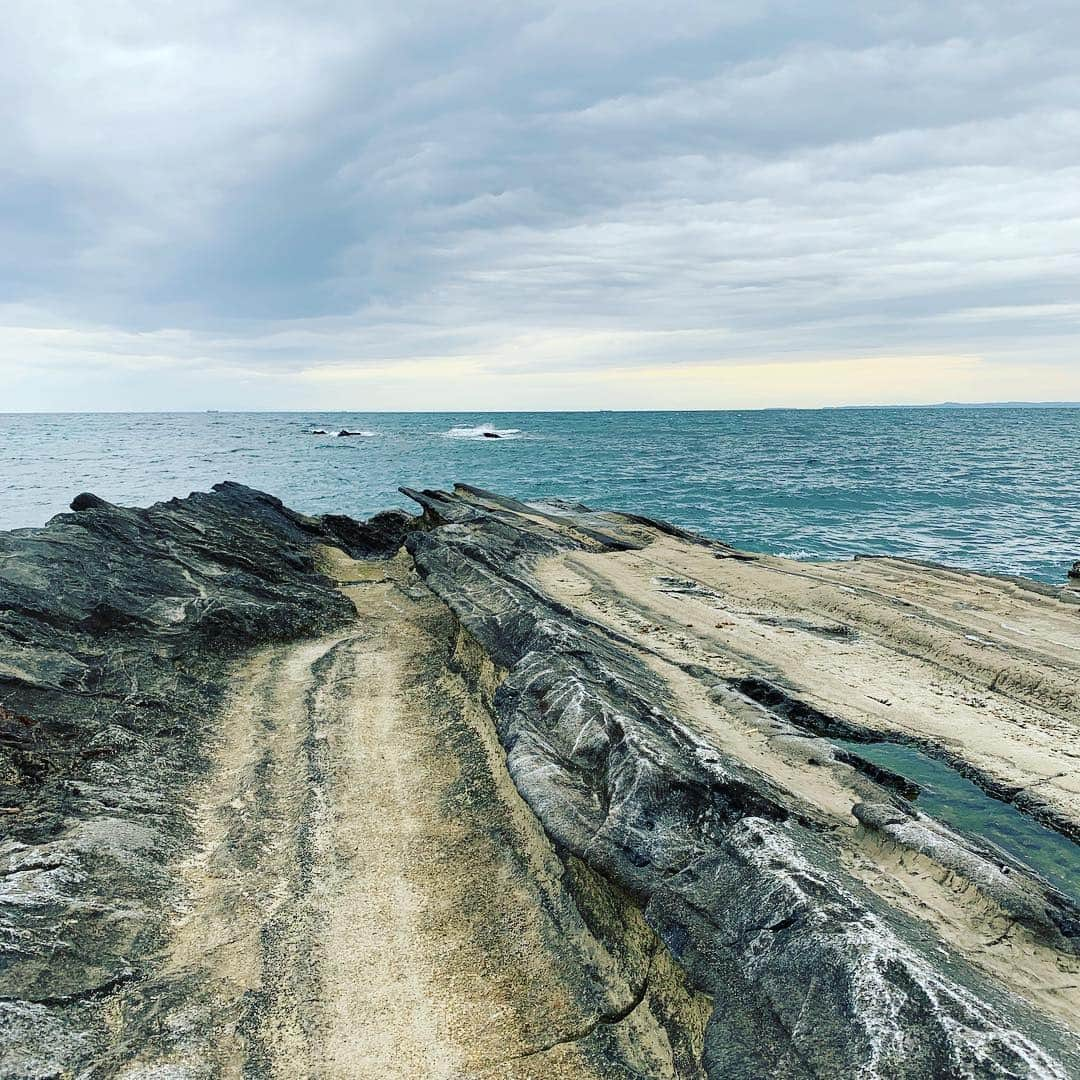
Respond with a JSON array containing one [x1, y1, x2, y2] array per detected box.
[[2, 481, 1078, 1079], [403, 484, 1080, 1079]]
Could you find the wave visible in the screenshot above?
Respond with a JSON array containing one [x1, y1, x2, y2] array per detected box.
[[442, 424, 523, 440], [310, 428, 379, 437], [775, 549, 825, 562]]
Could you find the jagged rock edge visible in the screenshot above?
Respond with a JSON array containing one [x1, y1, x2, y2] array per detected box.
[[402, 487, 1080, 1080]]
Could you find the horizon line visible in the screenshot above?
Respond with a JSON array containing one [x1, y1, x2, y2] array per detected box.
[[2, 400, 1079, 416]]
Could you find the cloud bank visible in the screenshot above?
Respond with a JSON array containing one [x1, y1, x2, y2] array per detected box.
[[3, 1, 1078, 409]]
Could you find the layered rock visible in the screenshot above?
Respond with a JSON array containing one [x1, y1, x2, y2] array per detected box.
[[0, 484, 406, 1074], [402, 484, 1080, 1079], [2, 481, 1078, 1079]]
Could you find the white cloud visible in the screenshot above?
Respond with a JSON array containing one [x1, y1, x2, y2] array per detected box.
[[2, 0, 1078, 408]]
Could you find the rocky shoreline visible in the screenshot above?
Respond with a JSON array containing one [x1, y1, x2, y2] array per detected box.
[[2, 483, 1078, 1078]]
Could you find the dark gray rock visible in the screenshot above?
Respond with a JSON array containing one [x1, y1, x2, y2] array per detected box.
[[69, 492, 110, 512], [4, 480, 1077, 1079], [0, 483, 409, 1075], [1068, 560, 1080, 581], [402, 484, 1079, 1080], [321, 508, 414, 557]]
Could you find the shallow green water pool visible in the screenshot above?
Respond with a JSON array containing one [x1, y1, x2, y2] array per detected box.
[[835, 739, 1080, 903]]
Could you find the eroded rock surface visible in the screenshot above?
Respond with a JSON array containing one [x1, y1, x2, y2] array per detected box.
[[0, 484, 400, 1075], [2, 481, 1078, 1079], [403, 484, 1080, 1079]]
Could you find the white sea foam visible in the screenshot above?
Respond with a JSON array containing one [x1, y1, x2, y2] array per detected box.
[[443, 424, 523, 440]]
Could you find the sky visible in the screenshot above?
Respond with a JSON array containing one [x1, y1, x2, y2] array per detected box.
[[2, 1, 1079, 411]]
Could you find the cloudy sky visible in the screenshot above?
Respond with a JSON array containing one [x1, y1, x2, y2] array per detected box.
[[3, 1, 1079, 410]]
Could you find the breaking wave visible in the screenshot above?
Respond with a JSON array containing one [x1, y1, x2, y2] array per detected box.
[[310, 428, 380, 437], [442, 424, 523, 440]]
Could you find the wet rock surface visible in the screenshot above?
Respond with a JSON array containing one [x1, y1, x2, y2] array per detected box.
[[2, 481, 1078, 1079]]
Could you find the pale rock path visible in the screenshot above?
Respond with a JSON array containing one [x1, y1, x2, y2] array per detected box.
[[137, 549, 700, 1080]]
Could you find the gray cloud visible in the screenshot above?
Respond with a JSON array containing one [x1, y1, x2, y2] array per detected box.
[[2, 1, 1078, 407]]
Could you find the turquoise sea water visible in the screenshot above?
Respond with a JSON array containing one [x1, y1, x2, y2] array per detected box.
[[1, 409, 1078, 583]]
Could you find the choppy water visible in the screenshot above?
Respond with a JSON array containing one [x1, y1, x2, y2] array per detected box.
[[1, 409, 1078, 582]]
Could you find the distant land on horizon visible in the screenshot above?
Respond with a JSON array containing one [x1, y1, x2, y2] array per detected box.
[[835, 400, 1080, 410], [4, 401, 1080, 416], [933, 400, 1080, 408]]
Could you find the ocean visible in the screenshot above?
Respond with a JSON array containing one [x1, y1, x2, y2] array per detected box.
[[1, 408, 1077, 583]]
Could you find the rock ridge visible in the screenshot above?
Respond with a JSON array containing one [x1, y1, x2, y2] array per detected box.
[[0, 483, 408, 1074], [2, 481, 1078, 1079], [403, 484, 1080, 1079]]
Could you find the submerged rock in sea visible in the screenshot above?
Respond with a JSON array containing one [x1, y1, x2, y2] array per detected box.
[[2, 481, 1078, 1078], [1068, 559, 1080, 580]]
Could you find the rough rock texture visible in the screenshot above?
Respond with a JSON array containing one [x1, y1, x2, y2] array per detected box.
[[403, 484, 1080, 1079], [2, 481, 1078, 1079], [0, 483, 402, 1075]]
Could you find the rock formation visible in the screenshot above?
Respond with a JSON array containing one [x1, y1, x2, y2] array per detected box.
[[1, 482, 1077, 1078]]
